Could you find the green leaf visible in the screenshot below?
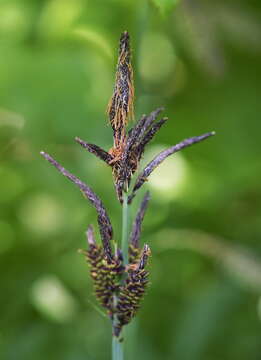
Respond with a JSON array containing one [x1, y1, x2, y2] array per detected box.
[[151, 0, 180, 15]]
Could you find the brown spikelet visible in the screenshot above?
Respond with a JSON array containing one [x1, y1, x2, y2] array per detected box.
[[107, 31, 134, 150]]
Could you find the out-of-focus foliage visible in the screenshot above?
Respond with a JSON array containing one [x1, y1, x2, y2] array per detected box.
[[151, 0, 180, 15], [1, 0, 261, 359]]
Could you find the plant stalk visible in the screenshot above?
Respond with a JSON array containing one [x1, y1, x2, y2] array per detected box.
[[112, 328, 123, 360], [112, 192, 129, 360], [122, 192, 129, 265]]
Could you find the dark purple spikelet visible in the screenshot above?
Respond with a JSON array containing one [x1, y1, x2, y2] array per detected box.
[[131, 107, 165, 147], [40, 151, 113, 261], [137, 117, 168, 158], [75, 137, 113, 165], [128, 131, 216, 203], [129, 191, 150, 263]]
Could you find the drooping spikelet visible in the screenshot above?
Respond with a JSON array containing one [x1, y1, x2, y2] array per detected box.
[[128, 191, 150, 263]]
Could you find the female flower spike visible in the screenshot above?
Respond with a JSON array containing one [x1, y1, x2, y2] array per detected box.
[[40, 31, 215, 346]]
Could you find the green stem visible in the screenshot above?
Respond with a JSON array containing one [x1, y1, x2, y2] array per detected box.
[[112, 192, 129, 360], [121, 192, 129, 265], [112, 332, 123, 360]]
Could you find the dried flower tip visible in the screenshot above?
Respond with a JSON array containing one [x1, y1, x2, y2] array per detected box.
[[86, 225, 96, 246], [138, 244, 151, 270], [128, 131, 215, 203], [107, 31, 134, 148], [75, 137, 113, 166], [40, 151, 113, 261]]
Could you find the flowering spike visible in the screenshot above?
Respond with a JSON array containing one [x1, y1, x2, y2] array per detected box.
[[114, 243, 151, 337], [107, 31, 134, 150], [128, 131, 216, 203], [75, 137, 113, 165], [40, 151, 113, 261], [80, 231, 121, 314]]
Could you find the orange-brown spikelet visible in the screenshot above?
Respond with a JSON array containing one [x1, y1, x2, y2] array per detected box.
[[107, 31, 134, 151]]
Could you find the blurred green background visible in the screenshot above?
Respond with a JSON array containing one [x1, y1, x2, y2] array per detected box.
[[1, 0, 261, 359]]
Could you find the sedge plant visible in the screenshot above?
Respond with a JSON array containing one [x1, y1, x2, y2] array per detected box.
[[40, 31, 215, 360]]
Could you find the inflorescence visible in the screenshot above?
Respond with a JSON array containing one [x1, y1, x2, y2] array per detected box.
[[40, 31, 215, 338]]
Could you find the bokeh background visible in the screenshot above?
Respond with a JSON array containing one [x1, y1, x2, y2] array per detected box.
[[1, 0, 261, 359]]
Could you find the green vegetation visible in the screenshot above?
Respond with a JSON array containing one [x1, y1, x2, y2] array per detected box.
[[1, 1, 261, 359]]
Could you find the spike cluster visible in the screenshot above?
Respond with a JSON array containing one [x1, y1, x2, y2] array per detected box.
[[82, 194, 151, 337], [75, 31, 214, 203], [40, 149, 151, 337], [40, 31, 215, 341]]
